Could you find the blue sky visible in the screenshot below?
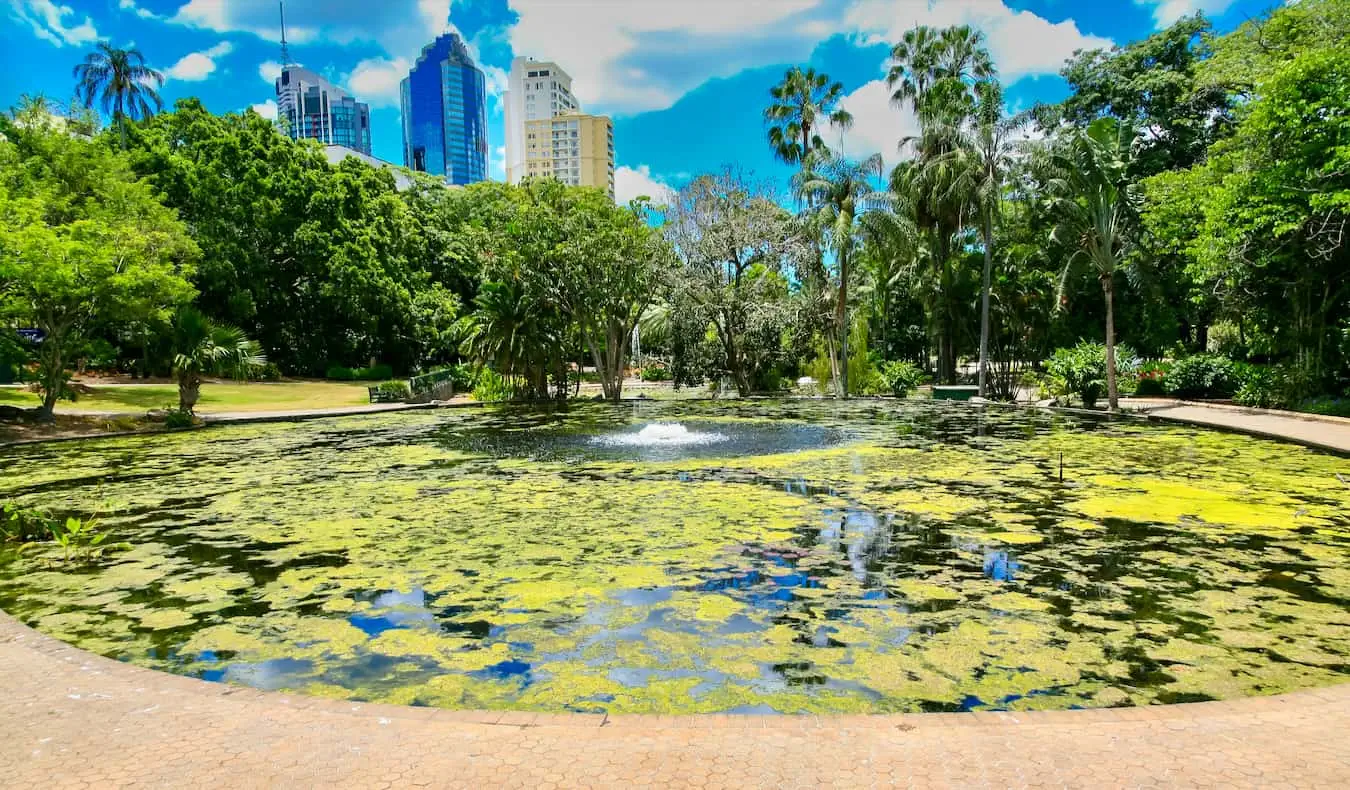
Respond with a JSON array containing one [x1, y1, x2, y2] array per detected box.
[[3, 0, 1276, 201]]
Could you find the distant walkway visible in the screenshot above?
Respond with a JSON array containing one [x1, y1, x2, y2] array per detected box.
[[1120, 398, 1350, 454], [1, 613, 1347, 788]]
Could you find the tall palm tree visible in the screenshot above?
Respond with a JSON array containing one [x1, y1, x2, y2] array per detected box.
[[764, 67, 854, 171], [172, 307, 266, 414], [72, 43, 164, 147], [887, 25, 995, 384], [1047, 118, 1143, 411], [939, 81, 1024, 397], [794, 152, 887, 398]]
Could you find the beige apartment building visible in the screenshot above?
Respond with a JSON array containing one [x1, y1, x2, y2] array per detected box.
[[522, 112, 615, 199]]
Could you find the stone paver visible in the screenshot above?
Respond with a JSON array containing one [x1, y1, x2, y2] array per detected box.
[[2, 613, 1348, 788], [1122, 399, 1350, 454]]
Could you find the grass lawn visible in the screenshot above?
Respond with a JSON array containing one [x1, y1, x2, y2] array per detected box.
[[0, 381, 375, 415]]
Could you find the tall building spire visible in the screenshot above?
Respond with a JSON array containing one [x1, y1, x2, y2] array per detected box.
[[279, 1, 292, 66]]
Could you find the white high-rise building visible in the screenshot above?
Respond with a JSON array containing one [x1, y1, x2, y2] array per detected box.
[[503, 57, 580, 185]]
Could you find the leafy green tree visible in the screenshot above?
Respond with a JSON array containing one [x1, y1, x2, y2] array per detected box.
[[0, 111, 195, 418], [72, 43, 164, 148], [665, 171, 809, 396], [171, 306, 266, 413], [764, 68, 853, 170], [1047, 118, 1143, 411], [794, 152, 886, 397]]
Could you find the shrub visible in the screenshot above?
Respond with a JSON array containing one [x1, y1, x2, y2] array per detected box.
[[472, 369, 515, 402], [1297, 396, 1350, 418], [448, 363, 476, 392], [1046, 342, 1138, 408], [163, 407, 196, 429], [250, 361, 284, 382], [1165, 354, 1238, 399], [1233, 363, 1317, 410], [326, 364, 393, 382], [879, 361, 924, 398], [1134, 361, 1169, 397], [326, 365, 355, 381], [376, 380, 411, 400], [638, 366, 670, 382]]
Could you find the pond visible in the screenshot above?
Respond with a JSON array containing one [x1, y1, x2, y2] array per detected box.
[[1, 400, 1348, 714]]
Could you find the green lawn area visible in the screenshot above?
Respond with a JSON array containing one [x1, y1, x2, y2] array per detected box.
[[0, 381, 375, 414]]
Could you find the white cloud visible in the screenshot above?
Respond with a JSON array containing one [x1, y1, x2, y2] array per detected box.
[[842, 0, 1114, 83], [346, 57, 411, 107], [9, 0, 98, 47], [165, 42, 233, 81], [835, 79, 920, 169], [258, 60, 283, 84], [615, 165, 675, 204], [118, 0, 161, 20], [250, 99, 278, 120], [1133, 0, 1238, 28]]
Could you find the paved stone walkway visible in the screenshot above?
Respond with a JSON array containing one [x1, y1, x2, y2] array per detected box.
[[1, 614, 1348, 788], [1121, 399, 1350, 454]]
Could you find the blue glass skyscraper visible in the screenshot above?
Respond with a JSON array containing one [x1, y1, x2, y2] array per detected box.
[[400, 33, 489, 185]]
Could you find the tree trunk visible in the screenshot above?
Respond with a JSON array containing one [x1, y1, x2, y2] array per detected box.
[[179, 373, 201, 413], [1102, 275, 1119, 412], [836, 247, 849, 399], [977, 209, 994, 398], [936, 233, 955, 384]]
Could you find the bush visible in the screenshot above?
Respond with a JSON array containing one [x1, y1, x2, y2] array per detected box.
[[326, 364, 393, 382], [1165, 354, 1238, 399], [376, 380, 411, 400], [879, 361, 924, 398], [472, 369, 515, 402], [638, 366, 670, 382], [1296, 396, 1350, 418], [1133, 361, 1169, 397], [250, 361, 283, 382], [163, 407, 196, 429], [1046, 342, 1138, 408]]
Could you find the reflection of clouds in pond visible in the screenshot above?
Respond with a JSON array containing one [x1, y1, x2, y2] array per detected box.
[[820, 506, 893, 584], [349, 587, 438, 637], [219, 658, 314, 690]]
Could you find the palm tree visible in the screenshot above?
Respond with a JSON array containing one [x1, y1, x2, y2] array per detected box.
[[72, 43, 164, 147], [1046, 118, 1142, 411], [858, 200, 922, 361], [887, 25, 995, 384], [794, 152, 887, 398], [172, 307, 267, 414], [764, 67, 854, 170], [938, 81, 1024, 397]]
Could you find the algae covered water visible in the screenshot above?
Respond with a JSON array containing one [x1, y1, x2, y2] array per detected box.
[[1, 400, 1348, 713]]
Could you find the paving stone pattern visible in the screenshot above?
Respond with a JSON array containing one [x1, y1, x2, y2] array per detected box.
[[2, 614, 1348, 788]]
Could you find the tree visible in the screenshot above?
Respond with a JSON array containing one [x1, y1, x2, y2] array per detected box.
[[171, 307, 265, 413], [1047, 118, 1143, 411], [793, 152, 886, 397], [940, 82, 1023, 397], [665, 171, 809, 396], [0, 112, 196, 418], [72, 43, 164, 148], [764, 68, 853, 170], [887, 24, 996, 383]]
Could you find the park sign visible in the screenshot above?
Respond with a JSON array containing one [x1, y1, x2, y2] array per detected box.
[[16, 328, 44, 344]]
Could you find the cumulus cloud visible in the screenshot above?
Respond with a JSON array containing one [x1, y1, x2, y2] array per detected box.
[[1133, 0, 1238, 28], [165, 41, 233, 81], [250, 99, 278, 120], [615, 165, 675, 205], [258, 60, 283, 84], [118, 0, 161, 20], [842, 0, 1114, 82], [346, 57, 411, 107], [8, 0, 98, 47], [835, 79, 920, 169]]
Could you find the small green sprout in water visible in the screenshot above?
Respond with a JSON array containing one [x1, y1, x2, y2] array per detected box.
[[4, 501, 130, 565]]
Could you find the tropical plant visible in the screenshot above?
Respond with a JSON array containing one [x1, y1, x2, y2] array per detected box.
[[764, 67, 854, 170], [879, 360, 924, 398], [72, 43, 164, 147], [1046, 118, 1143, 411], [794, 152, 887, 397], [1047, 342, 1138, 409], [1165, 354, 1238, 399], [171, 307, 266, 413]]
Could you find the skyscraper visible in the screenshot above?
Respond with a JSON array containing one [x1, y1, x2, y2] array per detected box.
[[503, 57, 579, 184], [271, 5, 371, 154], [274, 66, 372, 155], [400, 33, 489, 185], [503, 56, 615, 199]]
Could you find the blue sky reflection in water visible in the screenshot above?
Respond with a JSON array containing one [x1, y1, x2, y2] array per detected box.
[[0, 400, 1348, 714]]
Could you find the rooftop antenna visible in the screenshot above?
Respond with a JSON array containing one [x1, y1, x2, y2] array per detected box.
[[279, 1, 292, 66]]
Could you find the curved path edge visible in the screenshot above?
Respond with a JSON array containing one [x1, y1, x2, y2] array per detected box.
[[2, 613, 1348, 787]]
